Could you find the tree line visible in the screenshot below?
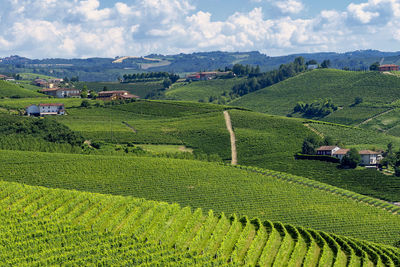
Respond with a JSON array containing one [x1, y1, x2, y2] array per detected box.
[[123, 72, 179, 83]]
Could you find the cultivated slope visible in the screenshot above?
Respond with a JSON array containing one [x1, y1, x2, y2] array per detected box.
[[230, 69, 400, 121], [1, 150, 400, 245], [1, 180, 399, 266], [0, 80, 42, 98]]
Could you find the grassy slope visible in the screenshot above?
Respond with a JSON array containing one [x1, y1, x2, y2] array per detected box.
[[75, 81, 163, 98], [229, 110, 400, 202], [0, 97, 98, 109], [0, 80, 43, 98], [230, 69, 400, 122], [3, 180, 399, 265], [166, 78, 244, 101], [1, 150, 400, 245]]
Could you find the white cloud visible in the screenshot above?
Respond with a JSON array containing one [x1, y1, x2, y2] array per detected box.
[[0, 0, 399, 58]]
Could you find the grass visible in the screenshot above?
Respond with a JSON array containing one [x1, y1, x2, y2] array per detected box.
[[1, 150, 400, 246], [0, 80, 43, 98], [2, 180, 398, 265], [75, 81, 163, 98], [165, 78, 245, 102], [138, 144, 193, 153], [230, 69, 400, 120], [18, 72, 59, 80], [0, 97, 96, 109], [359, 108, 400, 135], [321, 106, 390, 125]]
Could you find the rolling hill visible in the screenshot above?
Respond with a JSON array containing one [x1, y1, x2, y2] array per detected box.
[[0, 80, 43, 98], [229, 69, 400, 122], [2, 180, 399, 265]]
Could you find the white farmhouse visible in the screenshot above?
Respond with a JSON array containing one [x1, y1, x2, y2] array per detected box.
[[316, 146, 340, 156], [26, 103, 65, 116], [359, 150, 381, 166]]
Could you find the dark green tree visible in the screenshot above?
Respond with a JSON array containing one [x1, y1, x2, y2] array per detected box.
[[321, 60, 331, 68], [302, 136, 320, 155], [369, 62, 380, 71], [341, 148, 360, 168]]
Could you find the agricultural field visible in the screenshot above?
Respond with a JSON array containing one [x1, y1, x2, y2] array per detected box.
[[321, 106, 391, 126], [0, 97, 94, 110], [1, 149, 400, 245], [75, 81, 163, 98], [228, 110, 400, 201], [0, 80, 43, 98], [358, 108, 400, 136], [230, 69, 400, 121], [165, 78, 245, 102], [2, 180, 399, 265]]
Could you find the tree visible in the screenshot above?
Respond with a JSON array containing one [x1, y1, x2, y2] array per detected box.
[[80, 100, 90, 108], [302, 136, 320, 155], [340, 148, 360, 168], [163, 78, 172, 89], [306, 59, 318, 65], [369, 62, 380, 71], [322, 136, 334, 146], [321, 60, 331, 68], [354, 97, 363, 105]]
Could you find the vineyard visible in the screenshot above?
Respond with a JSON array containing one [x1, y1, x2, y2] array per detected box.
[[1, 180, 399, 266], [0, 80, 43, 98], [1, 149, 400, 245]]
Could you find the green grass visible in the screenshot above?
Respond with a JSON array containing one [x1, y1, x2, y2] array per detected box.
[[2, 180, 399, 265], [359, 108, 400, 135], [228, 110, 400, 202], [230, 69, 400, 119], [0, 80, 43, 98], [138, 144, 193, 153], [18, 72, 59, 80], [321, 106, 390, 125], [75, 81, 163, 98], [2, 150, 400, 245], [166, 78, 245, 102], [0, 97, 96, 109]]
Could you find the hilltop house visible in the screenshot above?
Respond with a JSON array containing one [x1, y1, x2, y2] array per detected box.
[[97, 90, 139, 101], [26, 103, 65, 116], [379, 64, 399, 71], [359, 150, 382, 166], [185, 71, 233, 81], [316, 146, 382, 166], [40, 88, 81, 98]]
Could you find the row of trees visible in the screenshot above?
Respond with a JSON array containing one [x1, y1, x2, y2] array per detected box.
[[122, 72, 179, 83], [294, 98, 338, 117]]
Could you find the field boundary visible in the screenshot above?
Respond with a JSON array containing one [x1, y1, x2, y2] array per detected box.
[[356, 108, 395, 127], [224, 110, 237, 165]]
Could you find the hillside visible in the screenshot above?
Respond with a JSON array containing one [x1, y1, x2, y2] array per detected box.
[[230, 69, 400, 121], [2, 180, 399, 265], [0, 80, 42, 98], [2, 149, 400, 245], [165, 78, 245, 102]]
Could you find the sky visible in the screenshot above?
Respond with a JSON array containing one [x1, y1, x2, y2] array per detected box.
[[0, 0, 399, 58]]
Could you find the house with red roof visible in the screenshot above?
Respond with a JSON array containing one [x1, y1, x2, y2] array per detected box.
[[379, 64, 399, 71], [97, 90, 139, 101]]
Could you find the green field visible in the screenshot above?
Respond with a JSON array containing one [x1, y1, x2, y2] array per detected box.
[[2, 149, 400, 245], [166, 78, 245, 102], [75, 81, 163, 98], [230, 69, 400, 121], [0, 97, 95, 109], [0, 80, 43, 98], [138, 144, 193, 153], [2, 180, 399, 265]]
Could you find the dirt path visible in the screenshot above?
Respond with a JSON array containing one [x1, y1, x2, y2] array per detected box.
[[223, 110, 237, 165], [304, 123, 324, 138], [122, 121, 137, 133], [356, 108, 395, 127]]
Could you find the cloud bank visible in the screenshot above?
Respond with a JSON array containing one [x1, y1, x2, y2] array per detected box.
[[0, 0, 399, 58]]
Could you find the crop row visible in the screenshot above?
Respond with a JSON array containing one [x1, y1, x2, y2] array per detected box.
[[1, 180, 399, 266]]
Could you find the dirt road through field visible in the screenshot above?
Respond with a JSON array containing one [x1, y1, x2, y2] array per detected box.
[[223, 110, 237, 165]]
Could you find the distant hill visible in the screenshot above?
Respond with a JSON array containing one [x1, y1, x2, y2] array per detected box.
[[0, 80, 42, 98], [230, 69, 400, 120], [1, 50, 399, 81]]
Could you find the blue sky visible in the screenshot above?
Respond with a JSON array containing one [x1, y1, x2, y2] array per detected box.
[[0, 0, 399, 58]]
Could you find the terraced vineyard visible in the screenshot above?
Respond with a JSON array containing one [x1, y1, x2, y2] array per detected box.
[[0, 80, 43, 98], [1, 180, 399, 266], [1, 149, 400, 246]]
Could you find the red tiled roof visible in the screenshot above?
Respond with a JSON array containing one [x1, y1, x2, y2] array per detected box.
[[39, 103, 64, 107], [40, 88, 58, 92], [380, 64, 399, 67], [98, 90, 129, 95], [359, 150, 381, 155], [317, 146, 339, 151], [333, 149, 350, 155]]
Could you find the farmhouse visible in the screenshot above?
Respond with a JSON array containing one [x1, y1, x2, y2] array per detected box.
[[379, 64, 399, 71], [332, 149, 350, 161], [40, 88, 81, 98], [97, 90, 139, 101], [359, 150, 382, 166], [26, 103, 65, 116], [316, 146, 340, 156]]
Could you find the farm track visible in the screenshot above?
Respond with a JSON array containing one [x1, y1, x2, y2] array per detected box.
[[122, 121, 137, 133], [1, 180, 400, 266], [304, 123, 324, 137], [356, 108, 395, 127], [223, 110, 237, 165]]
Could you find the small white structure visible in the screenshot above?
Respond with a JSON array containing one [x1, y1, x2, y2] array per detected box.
[[359, 150, 381, 166], [332, 149, 350, 161], [308, 64, 318, 70], [40, 88, 81, 98], [316, 146, 340, 156], [26, 103, 65, 116]]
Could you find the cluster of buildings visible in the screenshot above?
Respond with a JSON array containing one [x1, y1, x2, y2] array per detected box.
[[316, 146, 382, 167], [0, 74, 15, 81], [97, 90, 139, 101], [186, 71, 233, 81], [378, 64, 399, 72]]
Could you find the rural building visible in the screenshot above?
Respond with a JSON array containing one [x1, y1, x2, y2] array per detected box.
[[40, 88, 81, 98], [26, 103, 65, 116], [332, 149, 350, 161], [359, 150, 382, 166], [34, 79, 49, 87], [97, 90, 139, 101], [307, 64, 318, 70], [316, 146, 340, 156], [379, 64, 399, 71], [0, 74, 6, 80], [185, 71, 229, 81]]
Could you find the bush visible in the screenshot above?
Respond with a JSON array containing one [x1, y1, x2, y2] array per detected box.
[[340, 148, 360, 169]]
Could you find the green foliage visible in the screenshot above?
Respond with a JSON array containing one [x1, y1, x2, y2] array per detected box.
[[294, 98, 338, 117], [370, 62, 380, 71], [340, 148, 360, 168], [80, 99, 90, 107], [321, 59, 331, 68], [0, 80, 42, 98], [302, 136, 320, 154]]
